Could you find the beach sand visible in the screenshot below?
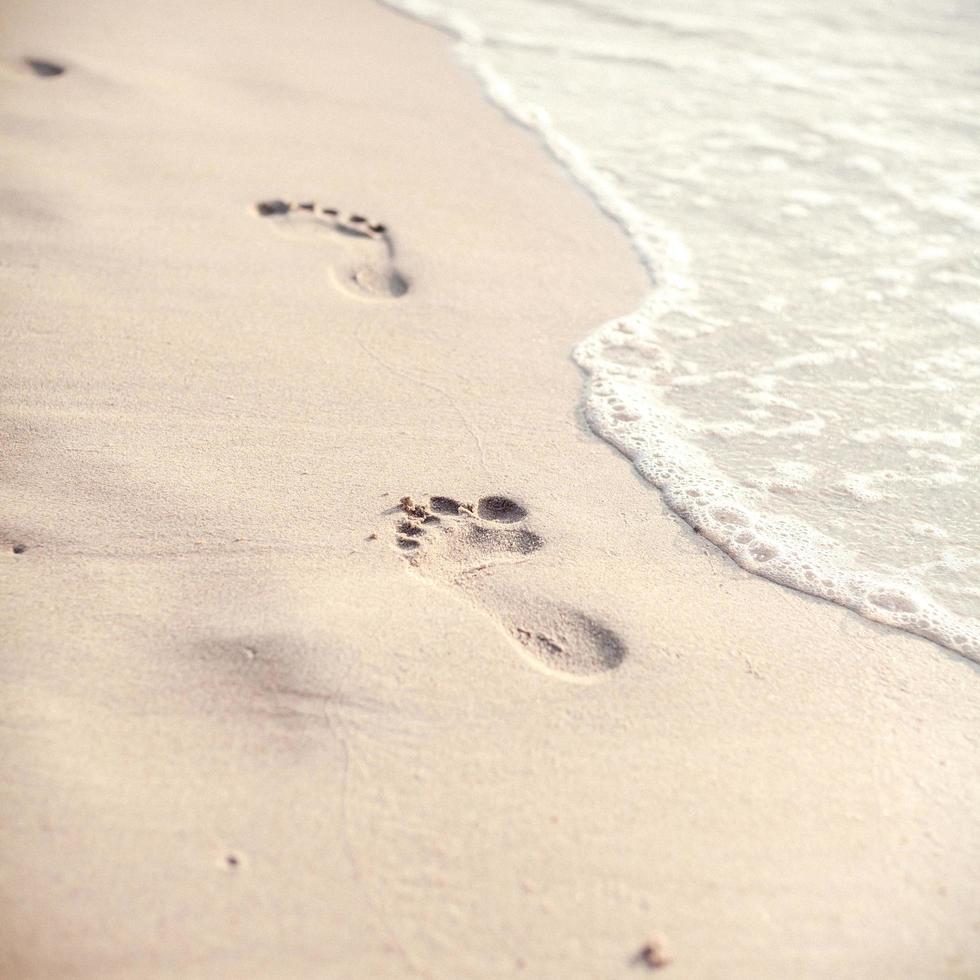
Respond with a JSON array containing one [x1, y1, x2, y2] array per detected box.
[[1, 0, 979, 977]]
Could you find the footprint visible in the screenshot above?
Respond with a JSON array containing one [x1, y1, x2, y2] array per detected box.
[[389, 495, 627, 681], [24, 58, 65, 77], [254, 199, 408, 299]]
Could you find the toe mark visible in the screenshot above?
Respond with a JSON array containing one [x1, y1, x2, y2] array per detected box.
[[429, 496, 463, 515], [477, 495, 527, 523], [396, 519, 425, 538], [256, 199, 290, 216], [400, 496, 429, 519]]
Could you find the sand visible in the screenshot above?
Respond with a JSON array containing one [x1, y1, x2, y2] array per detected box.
[[1, 0, 978, 977]]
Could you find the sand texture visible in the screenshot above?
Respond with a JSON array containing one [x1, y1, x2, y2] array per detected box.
[[1, 1, 979, 977]]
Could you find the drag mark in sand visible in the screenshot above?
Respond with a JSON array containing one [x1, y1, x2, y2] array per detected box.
[[255, 199, 408, 299], [390, 494, 627, 680]]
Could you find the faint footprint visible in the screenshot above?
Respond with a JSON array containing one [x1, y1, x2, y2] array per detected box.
[[182, 631, 391, 756], [390, 494, 627, 681], [24, 58, 65, 77], [255, 199, 408, 299]]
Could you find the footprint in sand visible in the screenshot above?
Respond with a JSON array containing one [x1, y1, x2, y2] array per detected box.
[[255, 199, 408, 300], [390, 494, 627, 682]]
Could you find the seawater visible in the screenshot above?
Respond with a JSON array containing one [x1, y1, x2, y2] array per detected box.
[[381, 0, 980, 661]]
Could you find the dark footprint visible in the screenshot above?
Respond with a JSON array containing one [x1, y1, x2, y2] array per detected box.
[[388, 494, 627, 681], [25, 58, 65, 77], [254, 198, 408, 299]]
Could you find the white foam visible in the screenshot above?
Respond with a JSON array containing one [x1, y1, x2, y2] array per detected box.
[[949, 303, 980, 329], [380, 0, 980, 662]]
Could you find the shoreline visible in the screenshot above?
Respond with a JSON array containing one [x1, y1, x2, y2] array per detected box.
[[384, 0, 980, 666], [2, 0, 979, 977]]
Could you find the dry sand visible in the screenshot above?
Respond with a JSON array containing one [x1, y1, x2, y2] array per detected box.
[[1, 0, 979, 977]]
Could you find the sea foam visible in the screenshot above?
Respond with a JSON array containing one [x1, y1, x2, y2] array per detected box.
[[381, 0, 980, 661]]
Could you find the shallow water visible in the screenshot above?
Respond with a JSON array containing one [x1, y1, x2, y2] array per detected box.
[[382, 0, 980, 660]]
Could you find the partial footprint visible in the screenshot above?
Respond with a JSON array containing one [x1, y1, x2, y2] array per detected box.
[[24, 58, 65, 77], [255, 199, 408, 300], [390, 494, 627, 681]]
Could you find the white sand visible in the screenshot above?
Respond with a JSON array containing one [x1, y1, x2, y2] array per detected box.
[[2, 1, 979, 977]]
